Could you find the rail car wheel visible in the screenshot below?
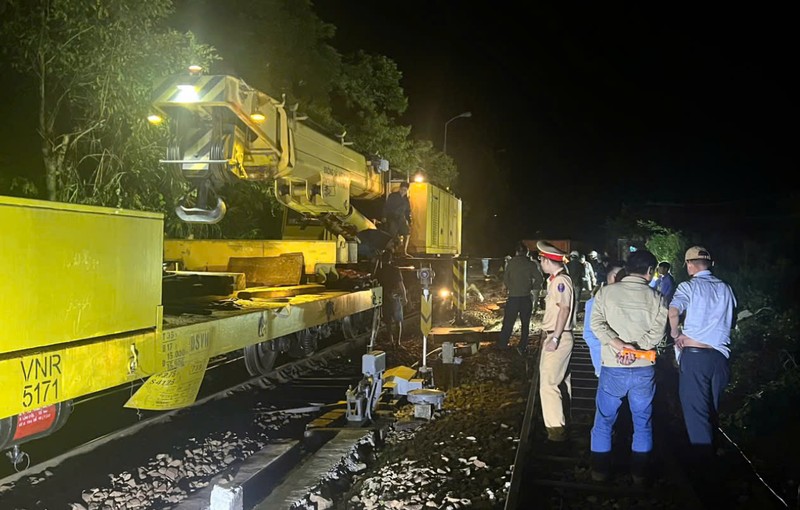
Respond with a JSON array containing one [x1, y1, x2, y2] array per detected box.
[[357, 310, 375, 333], [243, 341, 279, 376], [343, 311, 373, 339], [288, 328, 318, 358], [341, 315, 359, 340]]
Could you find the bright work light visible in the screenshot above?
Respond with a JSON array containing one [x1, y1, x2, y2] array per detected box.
[[175, 85, 199, 103]]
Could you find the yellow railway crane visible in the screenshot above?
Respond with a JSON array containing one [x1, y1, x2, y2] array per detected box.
[[0, 195, 381, 467], [0, 69, 461, 465], [150, 71, 385, 235]]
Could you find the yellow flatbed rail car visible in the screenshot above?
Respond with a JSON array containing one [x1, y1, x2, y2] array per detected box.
[[0, 196, 380, 451]]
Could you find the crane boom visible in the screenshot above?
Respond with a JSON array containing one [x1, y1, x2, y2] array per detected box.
[[151, 73, 386, 237]]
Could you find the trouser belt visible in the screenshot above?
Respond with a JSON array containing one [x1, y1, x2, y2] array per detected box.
[[684, 346, 716, 354]]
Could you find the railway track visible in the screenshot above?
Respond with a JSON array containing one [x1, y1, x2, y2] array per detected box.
[[505, 329, 790, 509], [4, 290, 789, 510], [0, 306, 427, 510], [0, 327, 379, 509], [0, 353, 256, 478]]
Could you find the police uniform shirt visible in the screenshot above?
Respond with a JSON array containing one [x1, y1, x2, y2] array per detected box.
[[542, 270, 574, 331]]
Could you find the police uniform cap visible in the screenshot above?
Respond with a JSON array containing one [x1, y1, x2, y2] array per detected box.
[[537, 241, 567, 263], [685, 245, 712, 261]]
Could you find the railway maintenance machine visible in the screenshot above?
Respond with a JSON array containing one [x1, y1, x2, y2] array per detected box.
[[0, 70, 461, 467]]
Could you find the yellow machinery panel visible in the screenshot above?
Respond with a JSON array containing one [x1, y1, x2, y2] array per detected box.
[[0, 329, 156, 418], [0, 196, 163, 355], [127, 287, 381, 411], [393, 182, 462, 256], [0, 287, 381, 418], [163, 239, 338, 277]]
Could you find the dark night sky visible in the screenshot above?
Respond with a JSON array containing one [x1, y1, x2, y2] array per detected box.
[[1, 3, 794, 253], [312, 3, 796, 249]]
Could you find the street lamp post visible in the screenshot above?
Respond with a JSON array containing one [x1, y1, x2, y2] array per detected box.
[[443, 111, 472, 156]]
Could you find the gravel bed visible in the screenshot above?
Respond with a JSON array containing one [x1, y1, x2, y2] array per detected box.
[[289, 278, 535, 510], [0, 358, 360, 510], [67, 411, 310, 510]]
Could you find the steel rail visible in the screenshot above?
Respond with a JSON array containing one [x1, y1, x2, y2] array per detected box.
[[503, 345, 541, 510], [0, 330, 372, 487]]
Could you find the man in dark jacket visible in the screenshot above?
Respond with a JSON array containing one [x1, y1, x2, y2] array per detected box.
[[495, 242, 543, 352], [382, 182, 412, 257]]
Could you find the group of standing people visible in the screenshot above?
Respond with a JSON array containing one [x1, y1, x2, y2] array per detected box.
[[565, 249, 607, 324], [496, 240, 737, 486], [567, 251, 595, 295], [589, 245, 736, 485]]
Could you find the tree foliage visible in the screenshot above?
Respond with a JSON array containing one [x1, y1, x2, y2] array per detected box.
[[640, 219, 687, 276], [0, 0, 217, 235], [171, 0, 341, 118], [0, 0, 459, 238], [328, 51, 455, 188], [166, 0, 460, 235]]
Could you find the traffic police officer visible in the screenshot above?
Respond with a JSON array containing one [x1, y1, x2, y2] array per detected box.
[[536, 240, 575, 444]]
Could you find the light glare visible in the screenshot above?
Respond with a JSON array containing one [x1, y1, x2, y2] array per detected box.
[[175, 85, 199, 103]]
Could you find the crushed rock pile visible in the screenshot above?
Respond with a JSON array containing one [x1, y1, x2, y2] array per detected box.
[[290, 276, 533, 510]]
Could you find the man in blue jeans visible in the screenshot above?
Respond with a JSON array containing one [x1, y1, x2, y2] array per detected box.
[[589, 250, 667, 484]]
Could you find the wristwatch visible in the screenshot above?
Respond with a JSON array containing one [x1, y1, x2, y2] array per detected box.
[[551, 335, 560, 343]]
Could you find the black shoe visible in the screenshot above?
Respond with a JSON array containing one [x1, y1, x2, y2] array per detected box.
[[630, 451, 651, 487], [591, 452, 612, 482]]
